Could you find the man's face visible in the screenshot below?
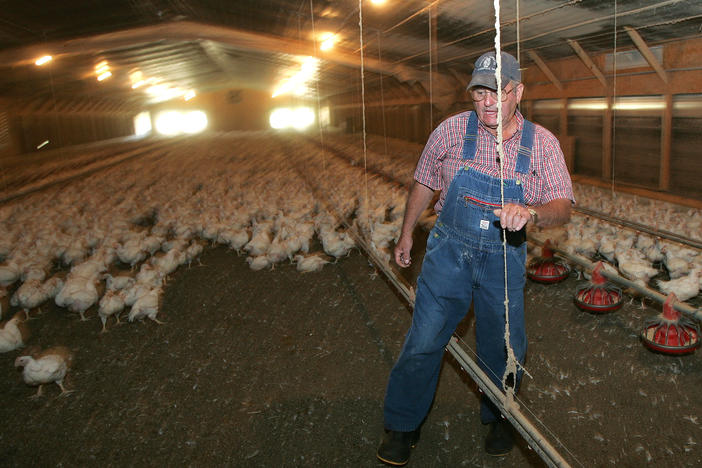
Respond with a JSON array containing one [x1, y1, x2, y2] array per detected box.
[[471, 82, 524, 135]]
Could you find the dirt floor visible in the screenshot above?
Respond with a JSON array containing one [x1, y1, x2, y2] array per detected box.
[[1, 240, 702, 467]]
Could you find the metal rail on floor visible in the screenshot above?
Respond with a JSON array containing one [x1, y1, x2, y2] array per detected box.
[[574, 207, 702, 251]]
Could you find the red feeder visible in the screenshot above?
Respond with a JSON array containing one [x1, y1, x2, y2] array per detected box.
[[527, 240, 570, 284], [574, 262, 623, 313], [641, 293, 700, 355]]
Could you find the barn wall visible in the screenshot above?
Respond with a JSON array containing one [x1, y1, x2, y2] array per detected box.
[[328, 36, 702, 203], [147, 88, 278, 132]]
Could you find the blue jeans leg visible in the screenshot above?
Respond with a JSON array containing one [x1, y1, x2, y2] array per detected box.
[[473, 246, 527, 424], [383, 233, 473, 431]]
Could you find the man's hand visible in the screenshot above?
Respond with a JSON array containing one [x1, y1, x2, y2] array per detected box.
[[394, 234, 414, 268], [493, 203, 533, 231]]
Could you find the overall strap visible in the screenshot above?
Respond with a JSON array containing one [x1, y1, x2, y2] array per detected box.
[[515, 119, 535, 174], [461, 111, 479, 161]]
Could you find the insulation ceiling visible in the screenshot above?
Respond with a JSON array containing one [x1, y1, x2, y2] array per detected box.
[[0, 0, 700, 110]]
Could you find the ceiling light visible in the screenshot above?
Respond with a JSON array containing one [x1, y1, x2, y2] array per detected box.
[[184, 90, 196, 101], [35, 55, 52, 66], [319, 33, 336, 51], [97, 71, 112, 81], [370, 0, 387, 5]]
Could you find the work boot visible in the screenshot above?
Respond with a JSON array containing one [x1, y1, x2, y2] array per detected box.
[[376, 429, 420, 466], [485, 418, 514, 456]]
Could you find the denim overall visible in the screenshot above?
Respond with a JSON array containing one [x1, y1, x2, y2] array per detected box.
[[384, 112, 535, 431]]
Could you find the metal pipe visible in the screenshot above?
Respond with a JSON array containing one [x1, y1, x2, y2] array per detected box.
[[574, 206, 702, 250], [529, 236, 702, 322]]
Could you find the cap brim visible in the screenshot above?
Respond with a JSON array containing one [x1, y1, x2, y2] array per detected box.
[[467, 73, 508, 91]]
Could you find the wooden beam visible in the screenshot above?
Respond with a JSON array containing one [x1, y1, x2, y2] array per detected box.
[[0, 20, 434, 89], [624, 26, 668, 84], [566, 39, 607, 87], [660, 93, 672, 190], [526, 50, 563, 91]]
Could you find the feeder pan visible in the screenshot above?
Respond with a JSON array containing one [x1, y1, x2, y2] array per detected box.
[[527, 240, 570, 284], [574, 262, 623, 313], [641, 293, 700, 355]]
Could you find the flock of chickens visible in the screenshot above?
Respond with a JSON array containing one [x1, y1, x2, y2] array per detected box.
[[0, 131, 700, 397]]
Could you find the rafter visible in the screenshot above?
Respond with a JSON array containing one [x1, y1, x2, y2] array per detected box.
[[526, 50, 563, 91], [567, 39, 607, 87], [624, 26, 668, 84]]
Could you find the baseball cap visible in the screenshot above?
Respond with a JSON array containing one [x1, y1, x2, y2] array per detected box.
[[467, 51, 521, 91]]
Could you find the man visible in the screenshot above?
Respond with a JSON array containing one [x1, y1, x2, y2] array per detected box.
[[377, 51, 574, 466]]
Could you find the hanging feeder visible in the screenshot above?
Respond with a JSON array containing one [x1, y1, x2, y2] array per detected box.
[[527, 240, 570, 284], [641, 293, 700, 355], [574, 261, 623, 313]]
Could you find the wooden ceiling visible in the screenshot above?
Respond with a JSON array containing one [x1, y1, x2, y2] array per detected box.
[[0, 0, 700, 111]]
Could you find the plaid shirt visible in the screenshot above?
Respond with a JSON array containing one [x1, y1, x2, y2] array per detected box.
[[415, 110, 574, 212]]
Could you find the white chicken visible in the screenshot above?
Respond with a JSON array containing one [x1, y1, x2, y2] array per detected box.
[[15, 346, 74, 398], [0, 312, 30, 353], [0, 261, 20, 287], [128, 287, 164, 324], [656, 268, 701, 302], [246, 255, 271, 271], [10, 278, 47, 319], [294, 254, 329, 273], [98, 289, 126, 332], [55, 277, 99, 321], [103, 273, 135, 291]]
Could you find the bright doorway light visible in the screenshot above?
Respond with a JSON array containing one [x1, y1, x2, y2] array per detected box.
[[133, 112, 152, 136], [182, 111, 208, 134], [154, 110, 208, 136], [269, 107, 315, 131]]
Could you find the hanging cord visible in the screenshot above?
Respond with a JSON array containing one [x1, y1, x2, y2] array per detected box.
[[493, 0, 520, 408], [359, 0, 371, 236], [309, 0, 327, 173], [611, 0, 618, 196], [516, 0, 521, 63], [377, 30, 389, 159], [428, 7, 434, 130]]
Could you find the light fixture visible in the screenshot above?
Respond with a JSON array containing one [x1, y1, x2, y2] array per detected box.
[[184, 90, 196, 101], [320, 33, 336, 51], [370, 0, 387, 5], [35, 55, 52, 66], [97, 71, 112, 81]]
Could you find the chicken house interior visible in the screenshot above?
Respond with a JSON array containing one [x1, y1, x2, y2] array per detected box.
[[0, 1, 702, 466]]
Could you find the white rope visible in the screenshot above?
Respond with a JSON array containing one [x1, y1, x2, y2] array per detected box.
[[516, 0, 521, 64], [309, 0, 326, 173], [377, 31, 389, 158], [611, 0, 618, 196], [428, 6, 434, 130], [359, 0, 371, 236], [493, 0, 519, 408]]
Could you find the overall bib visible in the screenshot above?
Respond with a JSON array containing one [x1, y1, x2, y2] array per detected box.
[[384, 112, 535, 431]]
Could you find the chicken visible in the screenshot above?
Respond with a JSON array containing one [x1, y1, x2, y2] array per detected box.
[[98, 289, 126, 332], [127, 287, 164, 324], [246, 255, 271, 271], [616, 249, 659, 288], [103, 273, 135, 291], [294, 254, 329, 273], [0, 261, 20, 287], [14, 346, 74, 398], [0, 312, 30, 353], [10, 278, 47, 319], [55, 277, 99, 320], [218, 228, 249, 252], [656, 268, 701, 302]]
